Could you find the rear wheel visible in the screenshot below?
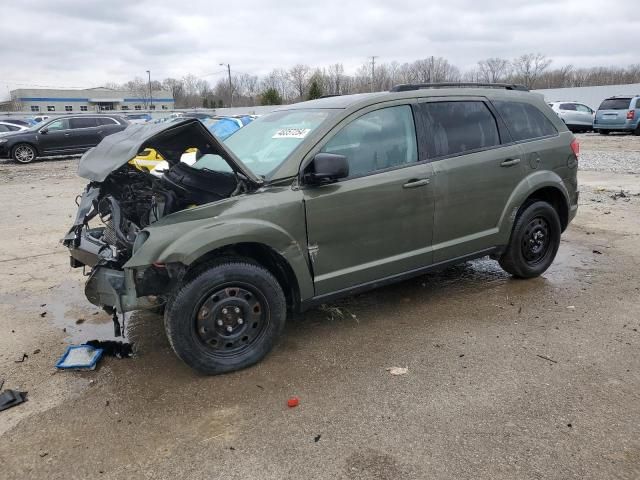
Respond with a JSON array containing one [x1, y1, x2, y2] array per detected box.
[[12, 143, 37, 163], [164, 260, 286, 374], [633, 125, 640, 136], [499, 201, 562, 279], [598, 129, 609, 135]]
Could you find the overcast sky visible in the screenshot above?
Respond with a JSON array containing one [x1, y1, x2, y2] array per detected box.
[[1, 0, 639, 98]]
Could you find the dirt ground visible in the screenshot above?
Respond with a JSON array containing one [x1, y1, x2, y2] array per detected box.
[[1, 134, 639, 480]]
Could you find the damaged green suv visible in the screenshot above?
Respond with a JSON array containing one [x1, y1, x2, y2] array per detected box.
[[64, 83, 579, 374]]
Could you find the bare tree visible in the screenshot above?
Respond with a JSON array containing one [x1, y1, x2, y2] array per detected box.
[[477, 58, 511, 83], [123, 77, 151, 107], [327, 63, 345, 95], [510, 53, 552, 88], [288, 64, 310, 100]]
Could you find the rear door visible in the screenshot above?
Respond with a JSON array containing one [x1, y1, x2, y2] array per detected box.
[[69, 117, 101, 149], [303, 103, 435, 295], [415, 97, 525, 262], [574, 103, 594, 127], [559, 103, 579, 126]]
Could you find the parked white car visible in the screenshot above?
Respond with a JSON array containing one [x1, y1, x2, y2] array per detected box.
[[548, 102, 595, 133], [0, 121, 29, 136]]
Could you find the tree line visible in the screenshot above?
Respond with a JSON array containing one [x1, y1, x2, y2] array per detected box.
[[107, 54, 640, 108]]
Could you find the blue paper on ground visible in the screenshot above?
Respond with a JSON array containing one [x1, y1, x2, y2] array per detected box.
[[56, 345, 104, 370]]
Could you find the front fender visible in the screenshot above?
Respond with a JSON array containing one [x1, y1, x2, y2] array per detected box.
[[125, 218, 314, 301], [497, 170, 570, 242]]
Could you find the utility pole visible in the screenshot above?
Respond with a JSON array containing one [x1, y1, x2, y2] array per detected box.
[[370, 56, 378, 92], [219, 63, 233, 107], [146, 70, 153, 109]]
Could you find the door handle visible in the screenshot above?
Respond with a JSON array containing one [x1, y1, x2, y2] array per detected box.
[[403, 178, 430, 188], [500, 158, 521, 167], [64, 133, 71, 136]]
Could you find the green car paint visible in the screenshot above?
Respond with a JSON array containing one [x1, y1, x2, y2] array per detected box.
[[65, 86, 578, 314]]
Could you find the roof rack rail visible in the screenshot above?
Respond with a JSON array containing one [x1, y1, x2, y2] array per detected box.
[[389, 82, 529, 92]]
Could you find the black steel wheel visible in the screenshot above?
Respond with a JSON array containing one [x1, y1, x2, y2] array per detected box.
[[165, 260, 286, 374], [499, 201, 562, 278]]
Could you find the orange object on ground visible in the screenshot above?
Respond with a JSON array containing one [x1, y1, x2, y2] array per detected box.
[[287, 396, 300, 408]]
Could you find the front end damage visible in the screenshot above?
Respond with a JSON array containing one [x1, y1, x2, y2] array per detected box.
[[62, 119, 261, 327]]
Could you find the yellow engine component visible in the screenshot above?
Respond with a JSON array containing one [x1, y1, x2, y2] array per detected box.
[[129, 148, 164, 172]]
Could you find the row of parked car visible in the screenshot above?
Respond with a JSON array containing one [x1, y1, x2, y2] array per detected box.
[[0, 112, 255, 163], [548, 95, 640, 135]]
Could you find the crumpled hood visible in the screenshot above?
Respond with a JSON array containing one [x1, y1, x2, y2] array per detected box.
[[77, 118, 262, 185]]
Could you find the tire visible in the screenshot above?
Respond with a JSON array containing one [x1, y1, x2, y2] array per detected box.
[[12, 143, 37, 163], [633, 125, 640, 136], [164, 260, 286, 375], [499, 201, 562, 279], [598, 129, 609, 135]]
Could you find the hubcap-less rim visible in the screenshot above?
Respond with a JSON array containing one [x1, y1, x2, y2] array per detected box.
[[15, 145, 35, 163], [521, 216, 550, 265], [194, 285, 268, 357]]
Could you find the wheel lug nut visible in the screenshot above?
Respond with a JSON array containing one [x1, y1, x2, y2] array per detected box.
[[237, 318, 244, 325], [234, 307, 240, 314], [217, 319, 223, 326], [226, 326, 233, 332]]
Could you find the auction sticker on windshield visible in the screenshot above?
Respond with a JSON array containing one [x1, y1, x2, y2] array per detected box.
[[272, 128, 311, 139]]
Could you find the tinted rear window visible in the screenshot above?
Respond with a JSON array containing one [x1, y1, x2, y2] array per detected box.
[[599, 98, 631, 110], [97, 117, 117, 125], [493, 101, 557, 142], [415, 101, 500, 158], [70, 117, 98, 129], [560, 103, 576, 110]]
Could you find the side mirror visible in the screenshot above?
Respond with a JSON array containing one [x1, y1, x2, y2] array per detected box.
[[40, 127, 48, 134], [305, 153, 349, 185]]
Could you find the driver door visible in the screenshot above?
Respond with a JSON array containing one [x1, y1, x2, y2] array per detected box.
[[303, 103, 435, 296], [39, 118, 74, 154]]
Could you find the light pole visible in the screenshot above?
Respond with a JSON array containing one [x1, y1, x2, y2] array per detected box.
[[146, 70, 153, 110], [219, 63, 232, 107]]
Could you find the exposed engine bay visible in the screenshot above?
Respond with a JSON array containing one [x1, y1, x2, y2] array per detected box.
[[64, 118, 260, 269], [91, 161, 246, 265]]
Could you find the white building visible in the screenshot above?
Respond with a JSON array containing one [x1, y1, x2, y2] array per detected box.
[[10, 87, 174, 113]]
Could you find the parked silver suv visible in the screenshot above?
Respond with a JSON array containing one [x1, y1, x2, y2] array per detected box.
[[548, 102, 594, 133]]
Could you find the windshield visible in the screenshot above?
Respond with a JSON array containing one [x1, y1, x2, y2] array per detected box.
[[221, 109, 334, 177]]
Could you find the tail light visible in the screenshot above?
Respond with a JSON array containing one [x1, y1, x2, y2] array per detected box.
[[627, 110, 635, 120], [570, 139, 580, 157]]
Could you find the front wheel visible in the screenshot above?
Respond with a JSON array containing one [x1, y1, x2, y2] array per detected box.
[[12, 143, 37, 163], [164, 260, 286, 374], [499, 201, 562, 278]]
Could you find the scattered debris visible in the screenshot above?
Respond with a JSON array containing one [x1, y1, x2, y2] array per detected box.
[[458, 354, 465, 358], [0, 389, 28, 411], [39, 312, 47, 318], [567, 306, 576, 310], [567, 423, 573, 428], [386, 367, 408, 376], [287, 396, 300, 408], [40, 303, 46, 307], [314, 434, 321, 443], [536, 354, 558, 364], [85, 340, 133, 358], [610, 190, 628, 200], [75, 318, 85, 325], [33, 349, 41, 355], [592, 249, 602, 255], [256, 385, 264, 390], [39, 451, 48, 458], [56, 345, 103, 370], [14, 353, 27, 363]]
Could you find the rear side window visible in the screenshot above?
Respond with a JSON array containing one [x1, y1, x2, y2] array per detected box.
[[599, 98, 631, 110], [560, 103, 577, 111], [575, 104, 592, 113], [415, 101, 500, 158], [493, 101, 557, 142], [321, 105, 418, 177], [635, 98, 640, 109], [70, 117, 98, 129], [0, 125, 10, 132], [97, 117, 118, 125]]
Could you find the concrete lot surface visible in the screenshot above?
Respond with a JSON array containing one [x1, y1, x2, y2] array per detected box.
[[0, 134, 639, 479]]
